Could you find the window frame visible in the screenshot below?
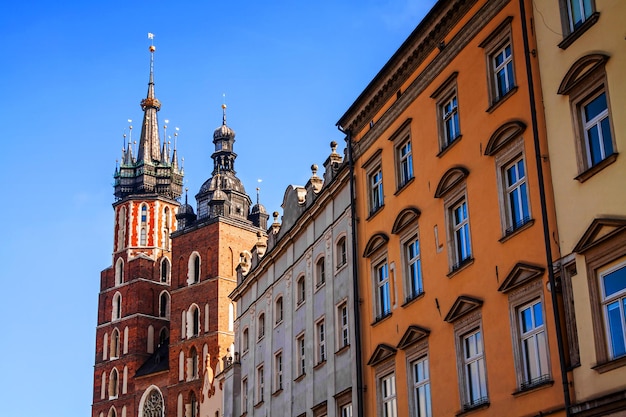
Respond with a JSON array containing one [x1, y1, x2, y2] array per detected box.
[[369, 166, 384, 216], [275, 296, 284, 325], [256, 364, 264, 404], [336, 236, 348, 270], [431, 73, 461, 154], [401, 230, 424, 304], [315, 317, 327, 364], [379, 372, 398, 417], [479, 17, 517, 110], [373, 257, 392, 322], [296, 275, 306, 307], [388, 118, 414, 191], [257, 312, 265, 341], [558, 0, 599, 49], [315, 256, 326, 289], [446, 188, 473, 273], [296, 332, 306, 378], [274, 350, 284, 393], [337, 300, 350, 350], [599, 260, 626, 362]]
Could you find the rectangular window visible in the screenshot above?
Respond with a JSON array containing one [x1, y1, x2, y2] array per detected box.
[[442, 94, 460, 147], [256, 365, 264, 403], [337, 237, 347, 269], [376, 261, 391, 320], [381, 373, 398, 417], [340, 404, 353, 417], [451, 199, 472, 269], [404, 235, 423, 302], [567, 0, 594, 31], [397, 139, 414, 188], [316, 257, 326, 288], [297, 334, 306, 377], [274, 351, 283, 391], [601, 263, 626, 359], [519, 300, 550, 387], [370, 168, 384, 214], [338, 302, 350, 348], [492, 43, 514, 100], [582, 91, 614, 168], [412, 357, 432, 417], [242, 378, 248, 412], [504, 157, 531, 233], [316, 319, 326, 363], [462, 330, 488, 409]]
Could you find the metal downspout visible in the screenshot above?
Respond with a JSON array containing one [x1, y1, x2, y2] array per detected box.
[[339, 125, 365, 417], [518, 0, 572, 414]]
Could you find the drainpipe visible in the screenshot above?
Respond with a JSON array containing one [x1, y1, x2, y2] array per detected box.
[[338, 124, 364, 417], [518, 0, 571, 415]]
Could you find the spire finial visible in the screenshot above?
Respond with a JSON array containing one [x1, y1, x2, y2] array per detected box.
[[222, 94, 227, 126]]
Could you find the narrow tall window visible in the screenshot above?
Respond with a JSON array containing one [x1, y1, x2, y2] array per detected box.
[[112, 293, 122, 321], [111, 328, 120, 359], [337, 237, 347, 269], [115, 258, 124, 286], [504, 157, 530, 233], [160, 292, 169, 318], [109, 368, 119, 399], [316, 257, 326, 288], [190, 347, 199, 380], [192, 307, 199, 337], [442, 95, 460, 146], [338, 302, 349, 348], [258, 313, 265, 340], [493, 43, 514, 100], [316, 319, 326, 363], [601, 264, 626, 359], [405, 236, 423, 301], [519, 300, 550, 387], [193, 255, 200, 283], [241, 378, 248, 413], [583, 92, 613, 168], [274, 352, 283, 391], [462, 330, 488, 409], [140, 204, 148, 246], [340, 404, 353, 417], [376, 261, 391, 320], [381, 373, 397, 417], [452, 200, 471, 268], [412, 357, 432, 417], [275, 296, 284, 324], [161, 258, 170, 283], [256, 365, 264, 403], [297, 334, 306, 376], [370, 168, 384, 214], [243, 328, 249, 352], [398, 139, 414, 187], [297, 276, 306, 306]]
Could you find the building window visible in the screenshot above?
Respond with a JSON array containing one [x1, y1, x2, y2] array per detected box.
[[241, 378, 248, 413], [601, 263, 626, 360], [256, 364, 264, 403], [480, 18, 516, 107], [558, 54, 615, 181], [340, 404, 353, 417], [404, 235, 423, 302], [161, 258, 170, 283], [431, 73, 461, 153], [375, 260, 391, 321], [411, 356, 432, 417], [159, 291, 170, 318], [316, 257, 326, 288], [518, 300, 550, 387], [369, 167, 384, 215], [316, 318, 326, 364], [112, 292, 122, 321], [115, 258, 124, 286], [189, 391, 198, 417], [461, 329, 488, 410], [188, 252, 201, 285], [337, 237, 347, 269], [338, 301, 349, 349], [140, 204, 148, 246], [242, 328, 249, 353], [397, 138, 414, 188], [274, 351, 283, 392], [296, 333, 306, 377], [275, 296, 283, 324], [258, 313, 265, 340], [566, 0, 595, 32], [187, 305, 200, 338], [451, 199, 472, 269], [189, 347, 199, 380], [110, 328, 120, 359], [582, 91, 614, 168], [380, 373, 397, 417], [297, 275, 306, 306], [503, 157, 531, 234], [109, 368, 119, 399]]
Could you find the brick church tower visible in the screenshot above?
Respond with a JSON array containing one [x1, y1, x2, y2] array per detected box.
[[92, 42, 267, 417]]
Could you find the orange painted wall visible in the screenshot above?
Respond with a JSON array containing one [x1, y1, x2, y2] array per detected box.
[[350, 1, 565, 415]]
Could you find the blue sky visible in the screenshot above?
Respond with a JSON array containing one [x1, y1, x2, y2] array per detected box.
[[0, 1, 435, 415]]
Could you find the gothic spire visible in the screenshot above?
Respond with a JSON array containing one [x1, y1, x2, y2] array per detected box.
[[136, 43, 162, 164]]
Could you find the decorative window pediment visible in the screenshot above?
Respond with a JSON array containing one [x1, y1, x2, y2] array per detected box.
[[391, 207, 421, 235], [573, 217, 626, 253], [497, 262, 545, 293], [396, 325, 430, 350], [434, 166, 469, 198], [363, 233, 389, 257], [367, 343, 397, 366], [558, 54, 609, 95], [444, 295, 483, 323], [484, 120, 527, 156]]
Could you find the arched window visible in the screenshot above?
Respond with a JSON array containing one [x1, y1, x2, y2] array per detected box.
[[316, 257, 326, 288], [159, 327, 169, 346], [112, 292, 122, 321], [117, 206, 126, 252], [159, 291, 170, 318], [337, 236, 347, 269], [109, 368, 119, 399], [161, 258, 170, 283], [296, 275, 306, 306], [110, 328, 120, 359], [188, 253, 201, 284], [189, 347, 199, 380], [163, 207, 171, 250], [115, 258, 124, 286], [139, 387, 164, 417], [140, 204, 148, 246], [242, 328, 249, 352], [187, 305, 200, 338], [189, 391, 198, 417], [107, 406, 117, 417]]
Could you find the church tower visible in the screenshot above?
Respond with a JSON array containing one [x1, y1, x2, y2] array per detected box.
[[167, 104, 265, 417], [92, 41, 182, 417]]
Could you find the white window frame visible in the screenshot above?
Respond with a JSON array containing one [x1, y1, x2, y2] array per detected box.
[[374, 259, 392, 321], [369, 167, 384, 215], [274, 351, 283, 392], [479, 18, 516, 108], [518, 299, 550, 387], [337, 301, 350, 350], [316, 317, 326, 364], [296, 332, 306, 377], [410, 355, 432, 417], [402, 231, 423, 303], [256, 364, 264, 404], [600, 262, 626, 360], [380, 373, 398, 417]]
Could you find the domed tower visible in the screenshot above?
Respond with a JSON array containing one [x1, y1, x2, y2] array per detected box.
[[93, 40, 180, 417], [195, 105, 251, 221]]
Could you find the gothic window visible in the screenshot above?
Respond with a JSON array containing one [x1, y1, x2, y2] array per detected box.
[[161, 258, 170, 283], [140, 204, 148, 246], [110, 328, 120, 359], [140, 388, 165, 417], [115, 258, 124, 286], [159, 291, 170, 318], [112, 292, 122, 321], [109, 368, 119, 399], [188, 252, 201, 285]]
